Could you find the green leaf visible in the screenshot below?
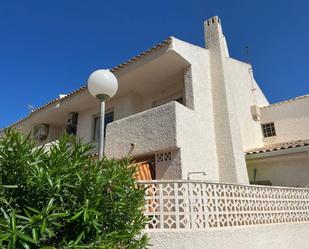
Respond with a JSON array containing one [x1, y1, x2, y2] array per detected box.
[[25, 206, 40, 214], [46, 198, 54, 213], [0, 208, 10, 224], [75, 231, 85, 245], [40, 219, 47, 234], [0, 233, 11, 240], [19, 234, 36, 244], [20, 241, 30, 249], [70, 210, 84, 220], [16, 214, 31, 222], [2, 185, 18, 188], [32, 228, 38, 242]]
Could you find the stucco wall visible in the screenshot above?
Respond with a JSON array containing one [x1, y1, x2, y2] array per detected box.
[[260, 97, 309, 144], [105, 102, 178, 158], [247, 151, 309, 187], [226, 59, 268, 150], [203, 17, 249, 184], [155, 150, 182, 179], [148, 223, 309, 249], [172, 38, 220, 181], [76, 79, 184, 144], [104, 101, 214, 180]]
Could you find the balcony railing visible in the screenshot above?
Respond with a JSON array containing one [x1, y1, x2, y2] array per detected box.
[[139, 180, 309, 230]]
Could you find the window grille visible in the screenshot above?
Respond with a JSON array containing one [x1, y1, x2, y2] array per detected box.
[[261, 122, 276, 138]]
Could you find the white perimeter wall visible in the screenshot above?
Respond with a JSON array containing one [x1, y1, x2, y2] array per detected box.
[[148, 223, 309, 249]]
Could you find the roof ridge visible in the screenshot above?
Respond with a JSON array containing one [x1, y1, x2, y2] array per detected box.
[[245, 138, 309, 155], [261, 94, 309, 109]]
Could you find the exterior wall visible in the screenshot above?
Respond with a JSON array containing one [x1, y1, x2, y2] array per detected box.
[[172, 38, 219, 181], [155, 150, 181, 179], [260, 97, 309, 144], [226, 59, 268, 150], [76, 106, 100, 143], [37, 125, 64, 146], [105, 102, 178, 159], [76, 78, 184, 144], [113, 91, 143, 120], [141, 78, 183, 110], [148, 223, 309, 249], [105, 101, 211, 180], [203, 17, 250, 184], [247, 151, 309, 187]]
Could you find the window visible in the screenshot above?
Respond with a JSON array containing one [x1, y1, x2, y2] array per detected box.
[[92, 111, 114, 141], [261, 122, 276, 138]]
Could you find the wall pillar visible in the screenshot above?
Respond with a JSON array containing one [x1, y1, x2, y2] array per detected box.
[[204, 16, 249, 184]]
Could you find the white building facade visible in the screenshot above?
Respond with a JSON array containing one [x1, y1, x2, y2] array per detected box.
[[3, 16, 309, 249], [5, 16, 309, 187]]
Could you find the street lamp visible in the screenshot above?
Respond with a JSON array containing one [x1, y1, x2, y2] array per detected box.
[[87, 69, 118, 160]]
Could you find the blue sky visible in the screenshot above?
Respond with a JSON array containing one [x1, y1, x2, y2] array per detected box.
[[0, 0, 308, 128]]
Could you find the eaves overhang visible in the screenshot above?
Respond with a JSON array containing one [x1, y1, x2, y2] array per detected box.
[[7, 37, 174, 129], [245, 139, 309, 160]]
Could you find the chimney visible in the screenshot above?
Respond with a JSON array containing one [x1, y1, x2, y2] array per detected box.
[[203, 16, 249, 184], [204, 16, 229, 57]]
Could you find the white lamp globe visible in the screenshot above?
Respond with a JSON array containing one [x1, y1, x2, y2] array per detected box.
[[87, 69, 118, 98]]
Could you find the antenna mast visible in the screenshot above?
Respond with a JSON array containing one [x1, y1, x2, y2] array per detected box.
[[246, 46, 257, 93]]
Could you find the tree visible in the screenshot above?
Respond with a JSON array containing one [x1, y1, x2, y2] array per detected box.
[[0, 129, 149, 249]]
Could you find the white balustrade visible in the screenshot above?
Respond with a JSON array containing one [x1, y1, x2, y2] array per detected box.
[[139, 180, 309, 229]]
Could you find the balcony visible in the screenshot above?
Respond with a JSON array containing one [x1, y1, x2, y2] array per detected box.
[[104, 101, 195, 159], [140, 180, 309, 230]]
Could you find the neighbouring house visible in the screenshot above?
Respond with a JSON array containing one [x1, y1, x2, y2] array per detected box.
[[3, 16, 309, 187]]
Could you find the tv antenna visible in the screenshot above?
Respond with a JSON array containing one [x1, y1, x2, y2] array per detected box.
[[245, 46, 257, 93], [245, 46, 252, 65]]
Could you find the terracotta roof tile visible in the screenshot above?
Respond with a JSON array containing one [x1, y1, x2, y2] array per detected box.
[[245, 139, 309, 155], [9, 85, 87, 128]]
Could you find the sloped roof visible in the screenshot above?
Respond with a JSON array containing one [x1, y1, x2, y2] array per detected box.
[[261, 94, 309, 109], [245, 139, 309, 155], [8, 37, 173, 128]]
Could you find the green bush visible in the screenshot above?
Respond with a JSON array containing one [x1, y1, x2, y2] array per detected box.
[[0, 129, 149, 249]]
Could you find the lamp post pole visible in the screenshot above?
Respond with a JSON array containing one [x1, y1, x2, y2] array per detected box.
[[87, 69, 118, 161], [98, 94, 105, 160]]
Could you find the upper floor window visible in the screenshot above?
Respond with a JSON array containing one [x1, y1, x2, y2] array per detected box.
[[92, 111, 114, 141], [66, 112, 78, 135], [261, 122, 276, 138]]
